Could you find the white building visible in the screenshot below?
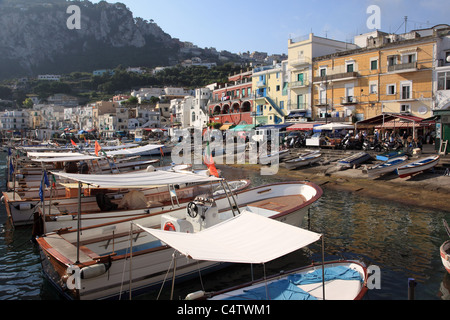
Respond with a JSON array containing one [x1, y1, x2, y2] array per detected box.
[[170, 88, 211, 129], [0, 110, 30, 130], [37, 74, 61, 81]]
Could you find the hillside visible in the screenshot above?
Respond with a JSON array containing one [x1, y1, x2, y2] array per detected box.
[[0, 0, 184, 80]]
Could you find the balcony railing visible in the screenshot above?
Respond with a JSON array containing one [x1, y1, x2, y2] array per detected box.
[[387, 62, 417, 73], [341, 96, 358, 104], [313, 71, 358, 83], [289, 80, 310, 88], [290, 57, 312, 67]]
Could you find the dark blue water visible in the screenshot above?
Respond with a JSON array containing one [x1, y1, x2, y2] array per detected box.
[[1, 153, 449, 300]]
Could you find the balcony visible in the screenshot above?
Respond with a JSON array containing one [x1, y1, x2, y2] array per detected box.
[[290, 57, 312, 68], [314, 99, 329, 106], [341, 96, 358, 105], [387, 62, 417, 73], [256, 80, 266, 87], [289, 80, 310, 89], [313, 71, 358, 83]]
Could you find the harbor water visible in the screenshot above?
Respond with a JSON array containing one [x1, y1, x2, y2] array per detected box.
[[1, 152, 449, 300]]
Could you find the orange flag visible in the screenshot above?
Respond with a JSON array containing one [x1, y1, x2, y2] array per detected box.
[[204, 142, 219, 178], [71, 139, 77, 147], [95, 141, 102, 157]]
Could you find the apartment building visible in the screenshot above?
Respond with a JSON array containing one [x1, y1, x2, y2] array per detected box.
[[312, 29, 436, 123], [208, 70, 253, 128], [287, 33, 358, 121], [252, 61, 289, 125]]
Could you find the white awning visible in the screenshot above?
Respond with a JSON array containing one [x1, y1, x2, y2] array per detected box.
[[31, 155, 103, 162], [104, 144, 163, 156], [28, 152, 86, 158], [50, 170, 223, 188], [137, 211, 322, 264]]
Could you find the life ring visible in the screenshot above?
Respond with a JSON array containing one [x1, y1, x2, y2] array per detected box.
[[164, 222, 176, 232]]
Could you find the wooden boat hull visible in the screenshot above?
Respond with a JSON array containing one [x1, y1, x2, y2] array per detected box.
[[204, 260, 368, 300], [363, 156, 408, 179], [396, 155, 440, 178], [376, 150, 405, 161], [441, 241, 450, 274], [36, 181, 323, 300], [338, 152, 371, 168], [285, 153, 322, 170]]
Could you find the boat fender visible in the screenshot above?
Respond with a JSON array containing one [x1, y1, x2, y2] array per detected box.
[[146, 165, 155, 172], [0, 196, 4, 203], [19, 203, 32, 211], [164, 222, 176, 232], [185, 291, 205, 300], [80, 262, 112, 280]]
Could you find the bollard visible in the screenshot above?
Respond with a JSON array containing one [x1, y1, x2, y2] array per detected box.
[[408, 278, 416, 300]]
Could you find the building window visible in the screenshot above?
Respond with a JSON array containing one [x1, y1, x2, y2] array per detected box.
[[346, 63, 354, 73], [319, 67, 327, 77], [400, 104, 411, 113], [402, 53, 416, 64], [276, 85, 280, 92], [400, 82, 412, 99], [370, 84, 378, 94], [387, 56, 397, 66], [438, 72, 450, 90], [387, 84, 396, 95], [371, 60, 378, 70]]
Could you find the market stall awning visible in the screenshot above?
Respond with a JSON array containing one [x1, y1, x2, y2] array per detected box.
[[256, 124, 291, 131], [219, 124, 233, 131], [137, 211, 322, 264], [287, 123, 325, 131], [229, 124, 255, 131], [356, 113, 432, 128]]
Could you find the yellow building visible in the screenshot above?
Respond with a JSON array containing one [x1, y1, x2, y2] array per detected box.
[[251, 62, 289, 125], [287, 33, 358, 121], [312, 30, 435, 124]]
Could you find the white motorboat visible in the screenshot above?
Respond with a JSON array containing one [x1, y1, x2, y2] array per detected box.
[[36, 179, 322, 300], [362, 156, 408, 179]]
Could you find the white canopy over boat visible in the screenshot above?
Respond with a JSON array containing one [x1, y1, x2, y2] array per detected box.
[[27, 152, 87, 158], [137, 211, 322, 264], [103, 144, 163, 156], [51, 170, 223, 188], [31, 155, 103, 162]]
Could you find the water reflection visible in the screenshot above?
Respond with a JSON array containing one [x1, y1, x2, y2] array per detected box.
[[0, 154, 449, 300]]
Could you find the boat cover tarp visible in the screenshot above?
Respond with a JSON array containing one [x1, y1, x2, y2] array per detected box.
[[223, 266, 362, 300], [137, 211, 322, 264], [51, 170, 222, 188]]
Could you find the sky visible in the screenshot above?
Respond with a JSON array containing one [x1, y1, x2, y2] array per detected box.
[[92, 0, 450, 55]]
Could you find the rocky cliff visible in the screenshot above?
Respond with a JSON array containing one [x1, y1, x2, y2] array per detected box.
[[0, 0, 182, 79]]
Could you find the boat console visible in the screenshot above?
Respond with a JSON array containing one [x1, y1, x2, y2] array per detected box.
[[160, 196, 219, 233]]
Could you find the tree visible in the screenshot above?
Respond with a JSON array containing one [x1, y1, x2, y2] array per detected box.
[[22, 98, 34, 108]]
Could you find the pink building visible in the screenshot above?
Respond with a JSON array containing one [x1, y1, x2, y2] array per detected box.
[[208, 70, 253, 128]]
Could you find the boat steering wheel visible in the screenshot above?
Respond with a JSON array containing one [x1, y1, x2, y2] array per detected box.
[[187, 202, 198, 218]]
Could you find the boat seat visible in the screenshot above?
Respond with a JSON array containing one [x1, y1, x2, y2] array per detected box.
[[43, 233, 94, 264]]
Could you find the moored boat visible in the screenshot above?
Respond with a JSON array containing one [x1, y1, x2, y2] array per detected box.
[[200, 261, 368, 300], [36, 180, 322, 300], [396, 155, 440, 178], [442, 220, 450, 274], [441, 241, 450, 274], [338, 152, 371, 169], [376, 150, 405, 161], [284, 151, 322, 170], [362, 155, 408, 179]]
